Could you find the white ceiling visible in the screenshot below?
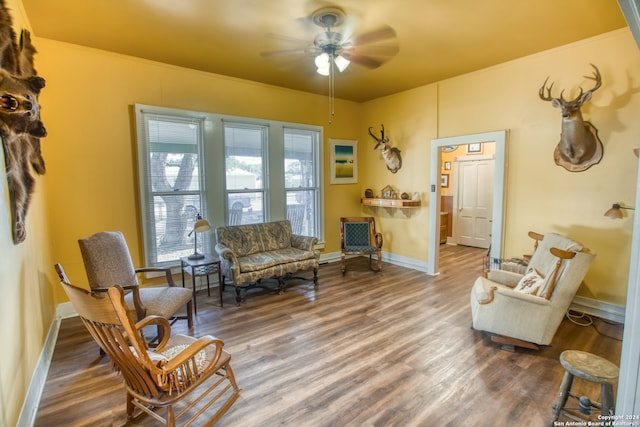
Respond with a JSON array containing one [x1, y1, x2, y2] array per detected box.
[[22, 0, 628, 102]]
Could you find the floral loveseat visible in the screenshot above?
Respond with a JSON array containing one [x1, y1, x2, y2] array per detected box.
[[215, 220, 319, 303]]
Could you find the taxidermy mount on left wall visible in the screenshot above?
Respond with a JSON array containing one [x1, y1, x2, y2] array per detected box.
[[0, 0, 47, 244]]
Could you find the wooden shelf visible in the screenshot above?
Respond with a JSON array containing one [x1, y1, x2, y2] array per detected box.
[[361, 198, 421, 208]]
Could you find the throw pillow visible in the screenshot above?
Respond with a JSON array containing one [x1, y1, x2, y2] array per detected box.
[[514, 267, 545, 296]]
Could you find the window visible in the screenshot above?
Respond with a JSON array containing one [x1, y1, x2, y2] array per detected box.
[[284, 128, 320, 236], [136, 112, 207, 266], [136, 105, 324, 266], [223, 123, 267, 225]]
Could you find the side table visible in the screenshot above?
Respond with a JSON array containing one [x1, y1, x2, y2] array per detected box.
[[180, 254, 223, 312]]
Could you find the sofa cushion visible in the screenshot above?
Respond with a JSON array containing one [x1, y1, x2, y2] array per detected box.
[[238, 247, 317, 273], [216, 221, 292, 256]]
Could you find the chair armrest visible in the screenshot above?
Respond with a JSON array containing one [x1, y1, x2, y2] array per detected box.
[[160, 335, 225, 372], [291, 234, 318, 251], [494, 287, 552, 306], [135, 266, 176, 286], [374, 232, 383, 249], [94, 284, 147, 320], [133, 315, 172, 349], [215, 243, 238, 264], [487, 269, 522, 287], [476, 283, 551, 307]]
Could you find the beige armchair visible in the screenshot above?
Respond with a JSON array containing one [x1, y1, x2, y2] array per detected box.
[[78, 231, 193, 340], [470, 232, 595, 350]]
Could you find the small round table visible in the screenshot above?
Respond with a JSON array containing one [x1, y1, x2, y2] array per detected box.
[[549, 350, 619, 425], [180, 254, 223, 312]]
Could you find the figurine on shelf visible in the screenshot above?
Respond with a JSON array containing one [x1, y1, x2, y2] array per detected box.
[[381, 185, 398, 199], [364, 188, 374, 198]]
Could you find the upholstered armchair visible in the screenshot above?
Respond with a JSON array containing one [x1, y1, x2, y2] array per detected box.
[[470, 231, 595, 350], [78, 231, 193, 339], [340, 217, 383, 274]]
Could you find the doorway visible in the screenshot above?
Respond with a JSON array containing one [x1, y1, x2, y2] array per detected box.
[[454, 154, 494, 249], [427, 131, 507, 275]]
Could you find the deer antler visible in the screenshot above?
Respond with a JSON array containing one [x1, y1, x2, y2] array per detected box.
[[539, 77, 555, 101], [539, 64, 601, 105], [368, 124, 386, 149], [583, 63, 602, 94]]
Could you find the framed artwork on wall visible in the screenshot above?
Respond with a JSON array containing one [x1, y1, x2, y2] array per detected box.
[[329, 139, 358, 184], [441, 174, 449, 188], [444, 161, 451, 170], [467, 143, 483, 154]]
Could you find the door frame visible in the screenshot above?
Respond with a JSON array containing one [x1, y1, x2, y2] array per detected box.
[[427, 130, 507, 275]]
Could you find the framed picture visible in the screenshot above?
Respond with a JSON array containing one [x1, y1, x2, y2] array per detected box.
[[467, 143, 483, 154], [329, 139, 357, 184], [444, 161, 451, 170], [441, 173, 449, 188]]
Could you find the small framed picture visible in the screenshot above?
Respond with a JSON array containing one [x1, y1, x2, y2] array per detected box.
[[444, 161, 451, 170], [329, 139, 357, 184], [441, 174, 449, 188], [467, 143, 482, 154]]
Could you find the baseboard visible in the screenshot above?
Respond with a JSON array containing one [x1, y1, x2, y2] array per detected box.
[[320, 251, 430, 272], [570, 295, 625, 324], [16, 310, 63, 427]]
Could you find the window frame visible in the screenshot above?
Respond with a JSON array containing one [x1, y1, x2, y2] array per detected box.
[[135, 108, 208, 267], [135, 104, 324, 267]]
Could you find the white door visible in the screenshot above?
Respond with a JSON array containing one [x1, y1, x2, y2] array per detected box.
[[455, 156, 494, 248]]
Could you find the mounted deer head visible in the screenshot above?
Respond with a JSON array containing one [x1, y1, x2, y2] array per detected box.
[[539, 64, 603, 172], [368, 124, 402, 174]]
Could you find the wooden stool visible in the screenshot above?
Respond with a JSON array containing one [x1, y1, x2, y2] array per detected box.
[[549, 350, 619, 426]]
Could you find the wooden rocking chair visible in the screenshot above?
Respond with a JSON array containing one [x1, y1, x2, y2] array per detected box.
[[55, 264, 241, 426]]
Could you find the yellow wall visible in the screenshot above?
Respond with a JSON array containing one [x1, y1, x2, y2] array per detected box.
[[360, 28, 640, 305], [0, 1, 56, 425], [2, 0, 640, 423], [35, 38, 363, 305]]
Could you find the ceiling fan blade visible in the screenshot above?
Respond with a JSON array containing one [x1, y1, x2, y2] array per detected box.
[[264, 33, 310, 46], [350, 25, 397, 46], [341, 53, 385, 69], [345, 44, 399, 57], [261, 48, 309, 59]]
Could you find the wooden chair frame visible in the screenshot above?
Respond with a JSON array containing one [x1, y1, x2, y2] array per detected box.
[[55, 263, 241, 426], [340, 216, 383, 275]]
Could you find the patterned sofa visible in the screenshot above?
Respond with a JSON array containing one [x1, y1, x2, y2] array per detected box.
[[215, 220, 319, 303]]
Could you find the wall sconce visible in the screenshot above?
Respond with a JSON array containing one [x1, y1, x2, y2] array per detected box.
[[604, 203, 635, 219], [188, 213, 211, 259]]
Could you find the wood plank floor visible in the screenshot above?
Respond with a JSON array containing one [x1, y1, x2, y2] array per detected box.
[[35, 245, 623, 426]]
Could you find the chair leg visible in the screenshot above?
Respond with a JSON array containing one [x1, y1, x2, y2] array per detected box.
[[166, 405, 176, 427], [341, 254, 346, 275], [369, 254, 382, 272], [186, 300, 193, 329], [313, 268, 318, 288], [549, 371, 574, 426], [126, 392, 135, 420]]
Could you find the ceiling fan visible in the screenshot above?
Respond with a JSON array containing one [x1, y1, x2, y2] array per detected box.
[[262, 6, 399, 75]]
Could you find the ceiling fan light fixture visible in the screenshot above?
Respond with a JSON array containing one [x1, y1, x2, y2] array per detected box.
[[317, 65, 330, 76], [334, 55, 350, 72], [315, 52, 331, 75]]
